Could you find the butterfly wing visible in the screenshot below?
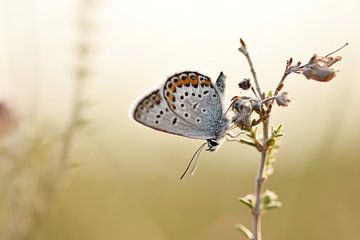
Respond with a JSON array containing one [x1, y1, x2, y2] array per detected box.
[[162, 71, 228, 139], [132, 88, 217, 139]]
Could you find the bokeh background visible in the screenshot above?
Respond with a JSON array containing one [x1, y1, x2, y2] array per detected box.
[[0, 0, 359, 239]]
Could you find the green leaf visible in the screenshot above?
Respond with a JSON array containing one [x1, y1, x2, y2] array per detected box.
[[238, 194, 256, 210], [266, 138, 276, 147], [235, 224, 254, 239], [275, 123, 283, 133], [262, 190, 282, 210], [239, 139, 257, 148], [74, 118, 91, 128], [266, 201, 282, 210], [272, 124, 284, 137]]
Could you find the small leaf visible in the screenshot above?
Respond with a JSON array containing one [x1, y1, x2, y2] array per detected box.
[[266, 201, 282, 210], [266, 138, 276, 147], [235, 224, 254, 240], [262, 190, 282, 210], [275, 123, 283, 133], [74, 118, 91, 128], [238, 194, 256, 210], [239, 139, 257, 148], [272, 124, 284, 137], [262, 190, 277, 204]]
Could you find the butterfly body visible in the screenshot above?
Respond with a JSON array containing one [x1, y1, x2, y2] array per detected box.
[[132, 71, 229, 151]]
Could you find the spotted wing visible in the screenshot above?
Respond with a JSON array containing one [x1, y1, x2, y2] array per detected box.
[[162, 71, 227, 139], [132, 89, 216, 139]]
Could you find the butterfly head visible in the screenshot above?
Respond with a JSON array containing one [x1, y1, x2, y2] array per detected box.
[[206, 138, 221, 152]]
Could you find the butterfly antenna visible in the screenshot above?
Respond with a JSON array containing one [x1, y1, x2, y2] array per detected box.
[[180, 143, 207, 179]]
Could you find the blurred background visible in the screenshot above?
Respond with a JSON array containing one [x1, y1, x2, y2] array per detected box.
[[0, 0, 359, 239]]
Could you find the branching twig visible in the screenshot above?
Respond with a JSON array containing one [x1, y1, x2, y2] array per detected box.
[[235, 39, 346, 240], [239, 38, 263, 99], [238, 38, 269, 240]]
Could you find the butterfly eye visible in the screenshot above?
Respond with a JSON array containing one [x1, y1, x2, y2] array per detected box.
[[208, 139, 219, 148]]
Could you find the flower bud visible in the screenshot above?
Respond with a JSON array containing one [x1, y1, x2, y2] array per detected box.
[[238, 78, 251, 90]]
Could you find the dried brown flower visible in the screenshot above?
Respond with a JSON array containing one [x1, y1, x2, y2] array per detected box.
[[301, 47, 344, 82], [231, 96, 255, 129], [238, 78, 252, 90]]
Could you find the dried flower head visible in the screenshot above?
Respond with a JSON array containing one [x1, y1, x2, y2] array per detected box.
[[302, 63, 337, 82], [238, 78, 252, 90], [301, 43, 347, 82], [231, 96, 255, 129], [301, 54, 342, 82], [275, 92, 292, 107]]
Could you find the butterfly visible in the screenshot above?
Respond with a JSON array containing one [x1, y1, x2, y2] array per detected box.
[[131, 71, 230, 177]]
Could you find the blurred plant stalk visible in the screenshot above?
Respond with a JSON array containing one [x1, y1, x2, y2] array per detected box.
[[0, 0, 99, 239]]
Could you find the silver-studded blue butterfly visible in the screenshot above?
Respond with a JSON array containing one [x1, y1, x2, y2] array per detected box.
[[131, 71, 230, 177]]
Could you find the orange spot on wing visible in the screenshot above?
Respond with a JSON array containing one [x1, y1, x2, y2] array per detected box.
[[170, 85, 176, 92], [167, 94, 175, 102], [203, 79, 211, 85], [175, 80, 182, 87], [182, 76, 190, 86], [190, 76, 198, 86]]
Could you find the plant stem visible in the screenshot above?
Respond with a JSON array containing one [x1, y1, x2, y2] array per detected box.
[[238, 39, 262, 98], [244, 51, 262, 98], [253, 119, 269, 240], [239, 39, 269, 240]]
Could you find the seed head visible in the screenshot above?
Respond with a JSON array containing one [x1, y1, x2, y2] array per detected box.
[[231, 97, 254, 129], [238, 78, 252, 90], [275, 92, 292, 107]]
